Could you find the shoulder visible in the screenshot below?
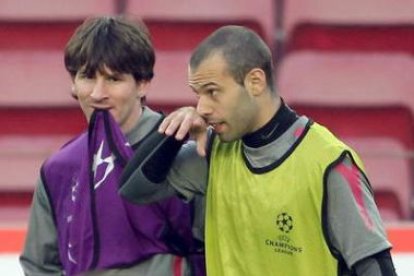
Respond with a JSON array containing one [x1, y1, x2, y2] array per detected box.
[[304, 122, 365, 167], [128, 107, 164, 146], [42, 132, 87, 172]]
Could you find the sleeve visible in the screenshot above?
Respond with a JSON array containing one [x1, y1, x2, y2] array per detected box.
[[325, 153, 393, 269], [120, 131, 209, 204], [167, 141, 209, 200], [352, 249, 397, 276], [19, 178, 63, 275]]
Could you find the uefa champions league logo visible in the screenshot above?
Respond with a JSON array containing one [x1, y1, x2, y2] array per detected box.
[[265, 212, 302, 255], [276, 212, 294, 234]]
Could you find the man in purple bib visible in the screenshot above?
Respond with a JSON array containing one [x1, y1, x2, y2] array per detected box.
[[20, 16, 205, 276]]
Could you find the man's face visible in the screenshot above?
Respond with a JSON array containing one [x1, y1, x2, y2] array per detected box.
[[189, 53, 259, 142], [73, 65, 145, 133]]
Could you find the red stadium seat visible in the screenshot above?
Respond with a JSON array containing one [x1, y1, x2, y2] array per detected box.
[[0, 205, 30, 226], [284, 0, 414, 33], [374, 191, 404, 222], [277, 52, 414, 149], [0, 21, 83, 107], [127, 0, 276, 109], [287, 24, 414, 54], [0, 0, 116, 20], [283, 0, 414, 53], [0, 0, 120, 107], [0, 21, 87, 193], [0, 107, 86, 197], [0, 107, 86, 136], [0, 135, 72, 191], [345, 137, 413, 220], [127, 0, 276, 50], [0, 49, 74, 107], [145, 50, 196, 110]]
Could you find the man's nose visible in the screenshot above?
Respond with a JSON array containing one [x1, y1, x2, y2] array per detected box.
[[196, 96, 213, 117], [90, 78, 106, 100]]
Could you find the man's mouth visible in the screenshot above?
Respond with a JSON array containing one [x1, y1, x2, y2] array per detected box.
[[209, 121, 225, 133]]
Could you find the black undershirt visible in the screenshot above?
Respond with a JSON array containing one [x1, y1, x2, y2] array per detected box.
[[242, 100, 299, 148]]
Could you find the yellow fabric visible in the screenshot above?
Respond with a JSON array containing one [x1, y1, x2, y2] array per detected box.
[[205, 122, 363, 276]]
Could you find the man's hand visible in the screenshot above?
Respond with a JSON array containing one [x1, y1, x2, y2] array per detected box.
[[158, 107, 209, 156]]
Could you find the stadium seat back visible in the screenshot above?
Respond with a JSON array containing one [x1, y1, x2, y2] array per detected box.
[[0, 0, 116, 21], [345, 137, 413, 220], [127, 0, 275, 49], [0, 21, 83, 106], [277, 52, 414, 149], [282, 0, 414, 53]]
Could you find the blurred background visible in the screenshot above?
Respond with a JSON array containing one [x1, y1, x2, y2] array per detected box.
[[0, 0, 413, 274]]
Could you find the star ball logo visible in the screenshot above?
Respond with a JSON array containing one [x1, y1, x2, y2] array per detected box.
[[276, 212, 293, 234], [265, 212, 303, 255]]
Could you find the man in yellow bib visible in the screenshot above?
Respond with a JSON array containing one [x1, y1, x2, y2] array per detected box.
[[120, 25, 396, 275]]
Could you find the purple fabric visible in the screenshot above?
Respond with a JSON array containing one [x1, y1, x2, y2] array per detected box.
[[42, 110, 196, 275]]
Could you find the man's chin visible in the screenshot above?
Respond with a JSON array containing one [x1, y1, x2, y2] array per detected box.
[[217, 133, 237, 143]]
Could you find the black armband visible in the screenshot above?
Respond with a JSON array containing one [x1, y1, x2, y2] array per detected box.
[[120, 131, 186, 185], [142, 133, 186, 183]]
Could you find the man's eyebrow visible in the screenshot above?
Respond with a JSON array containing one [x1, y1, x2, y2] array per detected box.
[[189, 81, 218, 90], [107, 72, 123, 78], [101, 69, 122, 77]]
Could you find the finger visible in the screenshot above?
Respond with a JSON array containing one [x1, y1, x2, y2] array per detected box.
[[175, 111, 196, 140], [158, 114, 172, 133], [159, 109, 186, 136], [192, 117, 208, 156], [195, 131, 208, 157], [164, 115, 185, 136]]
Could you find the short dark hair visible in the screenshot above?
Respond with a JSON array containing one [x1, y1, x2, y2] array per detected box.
[[64, 15, 155, 82], [190, 25, 274, 91]]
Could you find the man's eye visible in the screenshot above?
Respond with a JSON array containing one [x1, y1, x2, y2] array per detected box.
[[78, 72, 93, 79], [207, 89, 216, 96], [207, 89, 218, 97], [107, 76, 120, 82]]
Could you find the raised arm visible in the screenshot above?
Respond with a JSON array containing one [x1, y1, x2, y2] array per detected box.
[[120, 107, 210, 203]]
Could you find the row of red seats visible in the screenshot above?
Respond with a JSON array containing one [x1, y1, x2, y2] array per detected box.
[[0, 0, 413, 223], [277, 0, 414, 221], [283, 0, 414, 52]]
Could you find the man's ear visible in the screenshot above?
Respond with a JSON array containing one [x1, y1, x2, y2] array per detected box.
[[244, 68, 267, 97], [71, 83, 78, 100], [137, 81, 150, 98]]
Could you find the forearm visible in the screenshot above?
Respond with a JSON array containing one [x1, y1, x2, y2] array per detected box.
[[122, 130, 184, 184], [120, 129, 208, 203]]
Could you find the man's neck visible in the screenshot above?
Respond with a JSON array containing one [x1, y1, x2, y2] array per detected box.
[[242, 98, 299, 148]]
